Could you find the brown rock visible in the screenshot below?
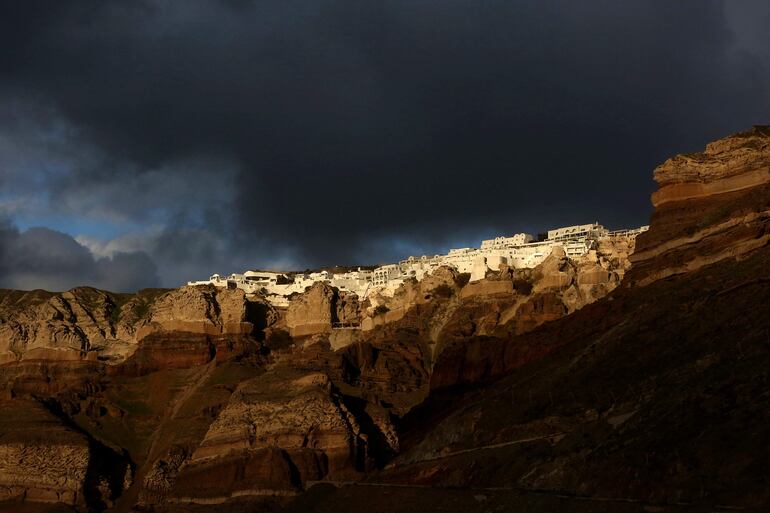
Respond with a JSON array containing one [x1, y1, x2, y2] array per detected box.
[[631, 126, 770, 286], [0, 287, 167, 364], [459, 280, 514, 298], [652, 125, 770, 206], [0, 399, 127, 508], [285, 283, 336, 337], [138, 285, 255, 340], [172, 367, 369, 499]]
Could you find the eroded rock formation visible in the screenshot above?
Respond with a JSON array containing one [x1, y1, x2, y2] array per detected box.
[[3, 127, 769, 512], [631, 125, 770, 286], [0, 285, 275, 366], [171, 369, 365, 501], [138, 286, 257, 339]]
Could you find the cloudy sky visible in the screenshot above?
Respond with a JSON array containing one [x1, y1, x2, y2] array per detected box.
[[1, 1, 769, 292]]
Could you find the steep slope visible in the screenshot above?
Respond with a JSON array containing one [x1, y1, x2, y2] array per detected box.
[[359, 126, 770, 510]]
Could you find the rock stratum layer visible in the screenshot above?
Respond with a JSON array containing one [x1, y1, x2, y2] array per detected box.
[[1, 127, 769, 513], [631, 125, 770, 287]]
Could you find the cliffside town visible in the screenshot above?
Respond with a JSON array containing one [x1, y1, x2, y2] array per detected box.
[[0, 126, 769, 512], [188, 222, 648, 306]]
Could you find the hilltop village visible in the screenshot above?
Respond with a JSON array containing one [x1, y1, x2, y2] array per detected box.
[[188, 222, 648, 306]]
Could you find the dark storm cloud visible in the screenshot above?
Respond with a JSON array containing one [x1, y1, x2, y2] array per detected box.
[[1, 0, 769, 288], [0, 219, 159, 292]]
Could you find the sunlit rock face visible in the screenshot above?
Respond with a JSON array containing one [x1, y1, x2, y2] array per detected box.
[[631, 125, 770, 286], [169, 369, 369, 501], [138, 285, 259, 339], [651, 126, 770, 207], [0, 287, 146, 364], [0, 285, 275, 365], [0, 231, 639, 511]]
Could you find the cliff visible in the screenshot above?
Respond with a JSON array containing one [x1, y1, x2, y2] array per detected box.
[[630, 125, 770, 286], [0, 285, 273, 365], [0, 233, 638, 511], [2, 127, 769, 512]]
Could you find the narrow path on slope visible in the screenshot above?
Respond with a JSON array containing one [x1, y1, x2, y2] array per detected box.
[[390, 431, 567, 466], [302, 481, 745, 511], [304, 432, 745, 511]]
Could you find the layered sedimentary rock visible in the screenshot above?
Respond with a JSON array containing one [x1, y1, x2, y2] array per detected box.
[[0, 399, 90, 505], [631, 125, 770, 286], [0, 240, 637, 512], [284, 283, 336, 338], [284, 283, 360, 338], [373, 128, 770, 510], [0, 399, 128, 509], [169, 368, 368, 502], [650, 126, 770, 206], [0, 287, 144, 364], [430, 127, 770, 391], [137, 286, 258, 340]]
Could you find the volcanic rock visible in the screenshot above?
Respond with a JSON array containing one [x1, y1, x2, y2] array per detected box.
[[631, 125, 770, 286], [137, 285, 255, 340], [169, 367, 369, 501]]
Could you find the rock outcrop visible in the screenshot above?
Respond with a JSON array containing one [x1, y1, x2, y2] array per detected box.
[[0, 399, 128, 509], [430, 127, 770, 391], [650, 126, 770, 207], [631, 125, 770, 286], [291, 127, 770, 513], [0, 287, 151, 364], [285, 283, 360, 339], [0, 285, 275, 365], [0, 399, 90, 505], [361, 266, 462, 331], [137, 285, 257, 340], [169, 367, 370, 501], [285, 283, 336, 338]]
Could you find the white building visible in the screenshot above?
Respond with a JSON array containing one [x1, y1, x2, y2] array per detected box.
[[330, 268, 374, 296], [547, 222, 608, 242], [372, 264, 402, 286], [399, 255, 443, 281], [443, 248, 479, 273], [480, 233, 534, 250]]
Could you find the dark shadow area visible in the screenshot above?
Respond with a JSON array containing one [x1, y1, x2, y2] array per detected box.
[[41, 398, 132, 512], [337, 393, 397, 469]]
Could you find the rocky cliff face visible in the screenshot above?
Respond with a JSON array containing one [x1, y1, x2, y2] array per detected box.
[[0, 287, 144, 364], [431, 126, 770, 390], [630, 125, 770, 286], [0, 236, 636, 511], [139, 286, 256, 338], [0, 399, 128, 510], [170, 369, 366, 502], [0, 399, 91, 506], [0, 285, 274, 366], [650, 126, 770, 207], [3, 127, 768, 512]]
